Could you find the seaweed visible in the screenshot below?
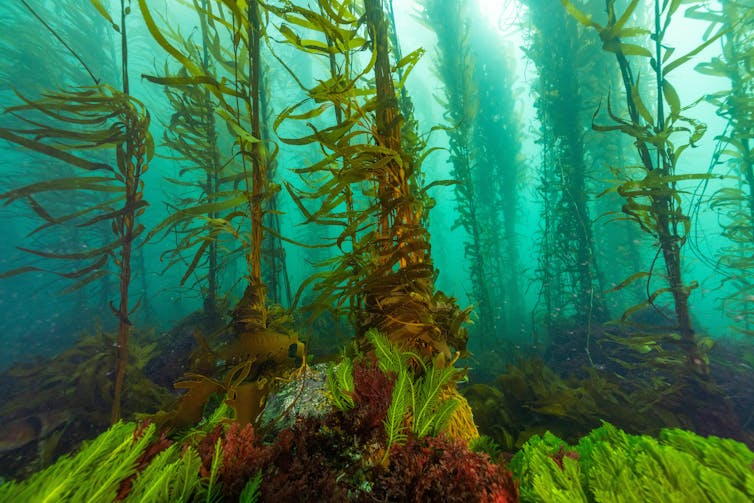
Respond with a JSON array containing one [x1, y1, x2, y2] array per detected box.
[[140, 0, 286, 343], [372, 434, 519, 503], [511, 422, 754, 502], [562, 0, 723, 377], [326, 330, 475, 461], [0, 327, 172, 481], [266, 0, 470, 364], [463, 357, 695, 451], [137, 1, 312, 432], [0, 422, 157, 501], [417, 0, 495, 342], [326, 356, 356, 411], [691, 1, 754, 336], [0, 0, 154, 423], [524, 0, 609, 345], [467, 17, 526, 342], [146, 10, 231, 318]]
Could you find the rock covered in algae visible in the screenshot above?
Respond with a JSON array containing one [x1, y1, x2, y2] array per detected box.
[[259, 363, 333, 436]]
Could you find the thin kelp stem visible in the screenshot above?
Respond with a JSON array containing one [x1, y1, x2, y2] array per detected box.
[[260, 52, 290, 307], [112, 0, 148, 423], [386, 0, 408, 107], [0, 1, 153, 424], [604, 2, 654, 173], [120, 0, 129, 94], [199, 0, 221, 314], [20, 0, 100, 85], [111, 0, 130, 424], [654, 0, 665, 134], [139, 0, 283, 336]]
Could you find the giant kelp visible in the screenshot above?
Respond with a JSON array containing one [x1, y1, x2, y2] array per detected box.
[[0, 0, 153, 423], [138, 1, 310, 430], [140, 0, 281, 341], [417, 0, 496, 343], [467, 19, 526, 342], [562, 0, 723, 378], [691, 1, 754, 336], [269, 0, 470, 363], [151, 9, 231, 318], [524, 0, 609, 344]]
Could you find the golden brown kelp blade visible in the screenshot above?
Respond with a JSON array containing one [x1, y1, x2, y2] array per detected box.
[[0, 86, 148, 297]]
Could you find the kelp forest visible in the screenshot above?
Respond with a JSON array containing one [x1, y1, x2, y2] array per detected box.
[[1, 0, 754, 501]]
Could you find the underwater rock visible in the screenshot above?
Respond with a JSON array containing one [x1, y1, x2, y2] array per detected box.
[[0, 409, 70, 453], [259, 363, 332, 437]]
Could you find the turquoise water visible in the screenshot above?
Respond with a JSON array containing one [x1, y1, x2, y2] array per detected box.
[[0, 0, 752, 492]]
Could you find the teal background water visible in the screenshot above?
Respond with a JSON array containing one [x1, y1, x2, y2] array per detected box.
[[0, 0, 744, 374]]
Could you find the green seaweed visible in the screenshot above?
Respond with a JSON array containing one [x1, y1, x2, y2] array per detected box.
[[383, 366, 412, 460], [125, 445, 202, 503], [326, 356, 355, 411], [369, 331, 459, 452], [0, 422, 151, 501], [512, 422, 754, 503], [238, 470, 262, 503]]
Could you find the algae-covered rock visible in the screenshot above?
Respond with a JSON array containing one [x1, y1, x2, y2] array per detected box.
[[259, 363, 333, 436]]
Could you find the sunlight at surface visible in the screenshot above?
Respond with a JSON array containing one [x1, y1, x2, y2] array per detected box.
[[477, 0, 520, 30]]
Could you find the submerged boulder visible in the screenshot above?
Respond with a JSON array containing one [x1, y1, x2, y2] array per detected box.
[[259, 363, 332, 437]]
